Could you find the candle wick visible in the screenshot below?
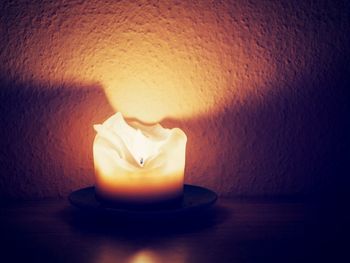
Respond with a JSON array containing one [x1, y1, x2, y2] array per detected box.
[[140, 158, 144, 165]]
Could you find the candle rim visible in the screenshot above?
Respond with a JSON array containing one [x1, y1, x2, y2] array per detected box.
[[93, 112, 187, 171]]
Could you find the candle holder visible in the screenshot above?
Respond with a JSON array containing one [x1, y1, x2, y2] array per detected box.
[[70, 112, 217, 218], [69, 184, 217, 218]]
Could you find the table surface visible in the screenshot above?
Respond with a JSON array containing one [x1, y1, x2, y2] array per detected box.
[[0, 198, 347, 263]]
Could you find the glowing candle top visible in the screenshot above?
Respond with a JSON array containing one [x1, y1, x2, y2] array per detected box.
[[93, 112, 187, 204]]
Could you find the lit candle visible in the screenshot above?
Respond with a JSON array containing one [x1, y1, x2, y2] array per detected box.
[[93, 112, 187, 206]]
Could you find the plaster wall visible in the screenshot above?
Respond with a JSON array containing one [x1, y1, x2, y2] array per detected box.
[[0, 0, 349, 199]]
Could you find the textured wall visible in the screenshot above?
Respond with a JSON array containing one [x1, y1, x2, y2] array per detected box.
[[0, 0, 349, 199]]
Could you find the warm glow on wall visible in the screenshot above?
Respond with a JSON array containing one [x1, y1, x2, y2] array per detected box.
[[0, 1, 276, 123], [2, 0, 345, 199]]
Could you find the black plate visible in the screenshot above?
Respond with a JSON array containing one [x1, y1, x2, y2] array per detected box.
[[68, 184, 217, 219]]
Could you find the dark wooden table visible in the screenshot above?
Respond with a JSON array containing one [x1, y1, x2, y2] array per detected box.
[[0, 198, 347, 263]]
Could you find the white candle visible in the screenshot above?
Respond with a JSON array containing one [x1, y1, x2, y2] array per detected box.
[[93, 112, 187, 205]]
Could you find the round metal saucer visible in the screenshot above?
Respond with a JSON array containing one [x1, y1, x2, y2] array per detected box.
[[69, 184, 217, 219]]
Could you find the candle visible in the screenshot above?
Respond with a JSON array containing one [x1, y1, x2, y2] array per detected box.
[[93, 112, 187, 206]]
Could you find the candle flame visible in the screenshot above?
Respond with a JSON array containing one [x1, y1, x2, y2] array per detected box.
[[131, 129, 153, 167]]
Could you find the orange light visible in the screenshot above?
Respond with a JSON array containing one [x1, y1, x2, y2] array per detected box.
[[2, 1, 275, 123], [128, 250, 162, 263]]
